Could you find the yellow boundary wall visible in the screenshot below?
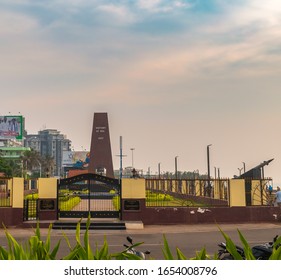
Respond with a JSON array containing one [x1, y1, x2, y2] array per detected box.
[[6, 177, 272, 208]]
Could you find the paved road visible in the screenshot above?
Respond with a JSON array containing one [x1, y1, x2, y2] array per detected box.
[[1, 222, 281, 259]]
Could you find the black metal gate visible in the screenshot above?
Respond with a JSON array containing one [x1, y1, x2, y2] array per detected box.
[[57, 173, 121, 219]]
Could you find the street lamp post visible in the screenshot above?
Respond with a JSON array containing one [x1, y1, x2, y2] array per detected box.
[[175, 156, 178, 180], [207, 144, 212, 181], [207, 144, 212, 197], [130, 148, 135, 168], [238, 167, 243, 176], [116, 136, 127, 182], [120, 136, 123, 180], [158, 163, 161, 179], [242, 162, 246, 173]]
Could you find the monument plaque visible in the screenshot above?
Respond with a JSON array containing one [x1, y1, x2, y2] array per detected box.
[[39, 199, 55, 211], [124, 200, 140, 211]]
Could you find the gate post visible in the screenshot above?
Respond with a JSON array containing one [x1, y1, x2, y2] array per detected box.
[[12, 177, 24, 208], [121, 178, 145, 222], [229, 179, 246, 206], [0, 178, 24, 227], [37, 178, 58, 220]]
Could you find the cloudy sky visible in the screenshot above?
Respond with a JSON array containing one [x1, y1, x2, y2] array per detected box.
[[1, 0, 281, 185]]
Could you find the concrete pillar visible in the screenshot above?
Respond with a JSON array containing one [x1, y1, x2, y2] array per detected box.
[[37, 178, 57, 199], [12, 177, 24, 208], [229, 179, 246, 206], [121, 178, 145, 199], [214, 179, 220, 199]]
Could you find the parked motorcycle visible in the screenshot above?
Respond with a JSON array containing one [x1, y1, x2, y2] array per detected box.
[[217, 235, 279, 260], [123, 236, 150, 259]]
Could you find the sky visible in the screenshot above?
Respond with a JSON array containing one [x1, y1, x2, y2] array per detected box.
[[1, 0, 281, 185]]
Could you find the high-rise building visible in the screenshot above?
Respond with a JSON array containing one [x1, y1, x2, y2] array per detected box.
[[25, 129, 71, 177]]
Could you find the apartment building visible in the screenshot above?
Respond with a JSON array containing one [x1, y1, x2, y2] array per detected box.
[[25, 129, 71, 177]]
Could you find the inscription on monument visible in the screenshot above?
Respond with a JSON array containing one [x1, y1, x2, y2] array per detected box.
[[95, 126, 107, 140]]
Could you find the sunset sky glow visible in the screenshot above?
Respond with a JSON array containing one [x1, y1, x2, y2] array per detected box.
[[1, 0, 281, 185]]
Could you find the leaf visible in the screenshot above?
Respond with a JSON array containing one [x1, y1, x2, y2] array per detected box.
[[0, 246, 9, 260], [35, 222, 41, 240], [44, 223, 53, 254], [218, 227, 243, 260], [75, 218, 82, 245], [191, 247, 209, 260], [5, 229, 25, 260], [97, 237, 109, 260], [50, 240, 61, 260], [162, 234, 174, 260], [62, 232, 72, 250], [176, 248, 187, 260], [269, 236, 281, 260], [62, 247, 81, 260], [237, 229, 255, 260]]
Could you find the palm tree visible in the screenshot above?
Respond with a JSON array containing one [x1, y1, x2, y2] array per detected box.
[[41, 155, 55, 177], [20, 149, 41, 178]]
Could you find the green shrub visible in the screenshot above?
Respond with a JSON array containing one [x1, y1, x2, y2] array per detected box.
[[112, 195, 120, 210], [59, 196, 81, 211], [25, 193, 38, 200], [0, 223, 60, 260]]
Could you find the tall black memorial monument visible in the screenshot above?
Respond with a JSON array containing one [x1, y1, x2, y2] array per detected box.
[[88, 112, 114, 178]]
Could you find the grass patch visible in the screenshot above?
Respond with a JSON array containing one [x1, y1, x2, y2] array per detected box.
[[146, 191, 202, 207]]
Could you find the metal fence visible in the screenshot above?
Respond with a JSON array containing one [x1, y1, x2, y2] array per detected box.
[[251, 180, 273, 206], [145, 178, 230, 207], [23, 198, 38, 221], [0, 179, 11, 207], [146, 178, 273, 207]]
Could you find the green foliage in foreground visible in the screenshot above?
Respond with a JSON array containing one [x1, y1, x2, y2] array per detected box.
[[1, 218, 281, 260], [0, 223, 60, 260]]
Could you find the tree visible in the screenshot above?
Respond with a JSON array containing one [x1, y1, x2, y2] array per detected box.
[[0, 157, 22, 177], [20, 149, 41, 178], [41, 155, 55, 177]]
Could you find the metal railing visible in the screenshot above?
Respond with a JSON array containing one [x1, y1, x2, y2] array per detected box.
[[23, 198, 38, 221], [145, 178, 230, 207], [0, 179, 11, 207]]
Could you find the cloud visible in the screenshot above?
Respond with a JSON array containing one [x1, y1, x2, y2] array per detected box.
[[136, 0, 191, 13], [0, 10, 38, 35], [96, 3, 136, 24]]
